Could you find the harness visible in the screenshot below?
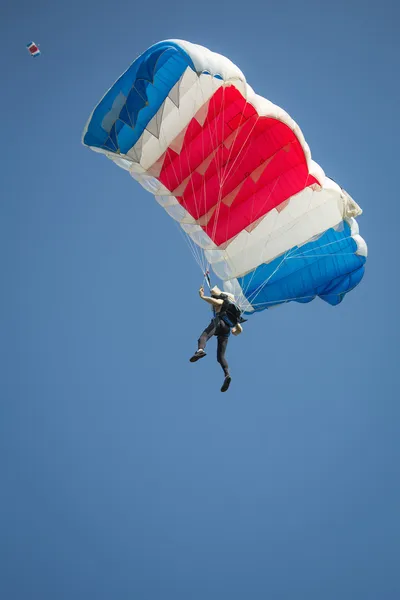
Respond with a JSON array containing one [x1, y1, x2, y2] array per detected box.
[[213, 294, 247, 328]]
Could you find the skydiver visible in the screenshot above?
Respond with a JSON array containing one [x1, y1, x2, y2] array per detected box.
[[189, 285, 245, 393]]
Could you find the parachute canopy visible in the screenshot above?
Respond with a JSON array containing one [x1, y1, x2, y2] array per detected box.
[[27, 42, 40, 57], [83, 39, 367, 313]]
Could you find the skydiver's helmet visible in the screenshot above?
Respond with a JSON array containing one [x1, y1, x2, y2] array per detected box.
[[210, 285, 222, 297], [210, 285, 235, 303]]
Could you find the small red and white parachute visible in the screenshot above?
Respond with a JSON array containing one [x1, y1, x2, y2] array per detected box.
[[27, 42, 40, 57]]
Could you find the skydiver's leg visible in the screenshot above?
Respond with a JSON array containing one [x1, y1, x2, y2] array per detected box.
[[218, 337, 232, 392], [217, 336, 230, 376], [217, 325, 232, 392], [190, 321, 215, 363], [198, 321, 216, 350]]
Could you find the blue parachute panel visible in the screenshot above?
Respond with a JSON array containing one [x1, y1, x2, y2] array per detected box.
[[239, 221, 366, 312], [83, 41, 195, 154]]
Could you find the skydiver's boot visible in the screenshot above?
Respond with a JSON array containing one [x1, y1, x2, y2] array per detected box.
[[221, 373, 232, 392], [190, 349, 207, 363]]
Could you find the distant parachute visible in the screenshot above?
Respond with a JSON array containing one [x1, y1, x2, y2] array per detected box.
[[82, 39, 367, 314], [27, 42, 40, 57]]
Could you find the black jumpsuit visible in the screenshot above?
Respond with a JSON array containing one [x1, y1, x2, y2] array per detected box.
[[197, 316, 230, 376]]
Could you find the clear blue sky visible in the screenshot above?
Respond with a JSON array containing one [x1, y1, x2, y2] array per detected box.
[[1, 1, 399, 599]]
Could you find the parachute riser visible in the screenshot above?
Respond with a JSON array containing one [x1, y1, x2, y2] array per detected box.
[[203, 270, 211, 290]]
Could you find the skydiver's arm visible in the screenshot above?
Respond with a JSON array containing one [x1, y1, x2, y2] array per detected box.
[[199, 287, 223, 308]]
